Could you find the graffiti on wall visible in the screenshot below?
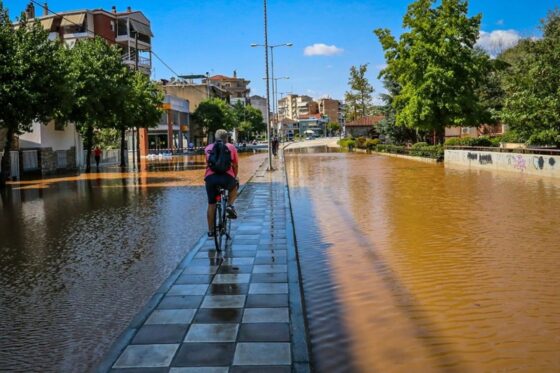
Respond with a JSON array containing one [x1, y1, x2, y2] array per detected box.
[[508, 155, 527, 172], [479, 154, 493, 165]]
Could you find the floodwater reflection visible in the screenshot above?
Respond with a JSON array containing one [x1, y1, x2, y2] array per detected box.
[[0, 153, 265, 372], [286, 151, 560, 373]]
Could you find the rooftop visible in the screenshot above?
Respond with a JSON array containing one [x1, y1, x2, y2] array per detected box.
[[345, 115, 384, 127]]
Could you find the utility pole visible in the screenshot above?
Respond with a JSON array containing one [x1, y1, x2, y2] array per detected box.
[[135, 33, 141, 166], [263, 0, 272, 171]]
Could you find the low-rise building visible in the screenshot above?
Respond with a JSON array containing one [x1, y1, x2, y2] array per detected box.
[[136, 95, 190, 155], [444, 124, 506, 139], [345, 115, 384, 138], [203, 72, 250, 103]]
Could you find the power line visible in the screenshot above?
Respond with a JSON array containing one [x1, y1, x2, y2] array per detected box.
[[151, 50, 180, 77], [27, 0, 180, 78]]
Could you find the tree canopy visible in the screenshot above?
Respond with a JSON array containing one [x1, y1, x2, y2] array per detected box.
[[375, 0, 490, 141], [344, 64, 374, 122], [500, 11, 560, 143], [1, 7, 71, 184], [192, 98, 235, 139], [232, 102, 265, 141]]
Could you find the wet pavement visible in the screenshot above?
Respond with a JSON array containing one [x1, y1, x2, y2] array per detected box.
[[285, 148, 560, 373], [0, 154, 265, 372], [99, 157, 309, 372]]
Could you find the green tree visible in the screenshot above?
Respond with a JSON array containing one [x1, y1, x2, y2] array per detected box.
[[110, 70, 163, 167], [501, 11, 560, 141], [192, 98, 235, 140], [327, 122, 341, 136], [344, 64, 374, 122], [0, 7, 71, 186], [232, 102, 265, 141], [375, 0, 490, 143], [67, 37, 128, 172], [378, 77, 418, 144]]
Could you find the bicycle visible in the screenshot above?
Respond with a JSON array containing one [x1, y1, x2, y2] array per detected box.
[[213, 187, 232, 251]]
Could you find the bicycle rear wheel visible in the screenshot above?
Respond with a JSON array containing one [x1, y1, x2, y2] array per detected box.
[[214, 203, 223, 251]]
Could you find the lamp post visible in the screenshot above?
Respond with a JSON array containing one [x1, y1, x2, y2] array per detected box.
[[251, 39, 292, 169], [264, 77, 289, 137]]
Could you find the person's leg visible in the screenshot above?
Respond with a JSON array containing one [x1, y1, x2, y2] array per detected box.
[[207, 203, 216, 233], [226, 176, 239, 219], [205, 176, 219, 234]]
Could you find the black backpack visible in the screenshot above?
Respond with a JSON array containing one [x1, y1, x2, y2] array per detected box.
[[208, 141, 232, 174]]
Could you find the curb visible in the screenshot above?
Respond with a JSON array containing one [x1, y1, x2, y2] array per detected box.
[[281, 148, 314, 372], [95, 157, 267, 373]]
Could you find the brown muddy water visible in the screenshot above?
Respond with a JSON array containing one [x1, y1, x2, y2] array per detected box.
[[0, 153, 265, 372], [285, 149, 560, 373]]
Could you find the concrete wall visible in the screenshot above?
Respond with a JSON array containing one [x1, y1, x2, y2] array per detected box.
[[19, 121, 79, 151], [445, 149, 560, 179]]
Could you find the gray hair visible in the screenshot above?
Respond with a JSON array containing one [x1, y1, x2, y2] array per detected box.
[[215, 129, 228, 142]]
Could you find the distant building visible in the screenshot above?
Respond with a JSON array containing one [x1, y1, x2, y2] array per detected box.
[[345, 115, 384, 138], [249, 95, 268, 120], [278, 94, 318, 121], [159, 80, 229, 147], [136, 95, 189, 156], [445, 124, 506, 139], [203, 72, 251, 102], [319, 98, 344, 124]]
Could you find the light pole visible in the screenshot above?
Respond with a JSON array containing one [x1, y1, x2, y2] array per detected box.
[[264, 77, 289, 137], [251, 40, 292, 169]]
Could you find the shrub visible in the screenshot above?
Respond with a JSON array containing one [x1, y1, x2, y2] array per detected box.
[[500, 131, 525, 144], [444, 136, 493, 147], [366, 138, 380, 150], [411, 142, 429, 149], [356, 137, 367, 149], [527, 130, 560, 147]]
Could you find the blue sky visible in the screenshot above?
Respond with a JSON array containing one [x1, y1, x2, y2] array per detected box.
[[5, 0, 560, 102]]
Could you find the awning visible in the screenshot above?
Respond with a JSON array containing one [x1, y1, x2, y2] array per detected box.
[[40, 18, 54, 30], [130, 19, 153, 37], [60, 13, 85, 27]]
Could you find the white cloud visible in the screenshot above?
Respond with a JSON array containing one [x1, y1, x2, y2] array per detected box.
[[374, 63, 387, 70], [476, 29, 521, 57], [496, 19, 505, 26], [304, 43, 344, 56]]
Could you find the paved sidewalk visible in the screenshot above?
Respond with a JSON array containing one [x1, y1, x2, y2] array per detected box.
[[98, 157, 310, 373]]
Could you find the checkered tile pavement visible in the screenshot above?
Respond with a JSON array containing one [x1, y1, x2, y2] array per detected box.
[[105, 159, 309, 373]]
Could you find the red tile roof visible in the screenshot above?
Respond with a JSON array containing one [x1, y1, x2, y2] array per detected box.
[[209, 75, 233, 80], [345, 115, 384, 127]]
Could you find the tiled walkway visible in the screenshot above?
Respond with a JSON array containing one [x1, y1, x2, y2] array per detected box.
[[99, 157, 310, 373]]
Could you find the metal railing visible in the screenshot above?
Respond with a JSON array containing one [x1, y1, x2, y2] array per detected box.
[[445, 146, 560, 156]]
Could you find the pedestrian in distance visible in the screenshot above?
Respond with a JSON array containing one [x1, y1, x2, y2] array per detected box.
[[272, 136, 279, 156], [94, 146, 102, 171]]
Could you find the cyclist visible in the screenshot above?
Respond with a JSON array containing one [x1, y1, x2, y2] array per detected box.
[[205, 129, 239, 237]]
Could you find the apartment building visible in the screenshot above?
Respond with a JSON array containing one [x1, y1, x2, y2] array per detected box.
[[15, 2, 154, 175], [319, 98, 344, 124], [278, 95, 317, 121]]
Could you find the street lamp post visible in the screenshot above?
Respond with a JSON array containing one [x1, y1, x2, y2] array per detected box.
[[251, 38, 292, 170]]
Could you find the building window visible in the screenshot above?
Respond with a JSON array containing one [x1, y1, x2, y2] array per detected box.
[[54, 121, 65, 131]]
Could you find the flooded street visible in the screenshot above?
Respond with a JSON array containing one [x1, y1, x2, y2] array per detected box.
[[285, 150, 560, 373], [0, 153, 265, 372]]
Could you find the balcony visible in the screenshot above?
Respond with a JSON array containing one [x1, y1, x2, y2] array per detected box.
[[122, 52, 151, 74]]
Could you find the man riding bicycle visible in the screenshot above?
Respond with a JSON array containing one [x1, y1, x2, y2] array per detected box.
[[205, 129, 239, 237]]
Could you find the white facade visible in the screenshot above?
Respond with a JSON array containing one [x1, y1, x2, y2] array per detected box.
[[18, 121, 84, 167]]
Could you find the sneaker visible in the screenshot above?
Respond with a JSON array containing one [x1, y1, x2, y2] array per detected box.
[[226, 205, 238, 219]]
